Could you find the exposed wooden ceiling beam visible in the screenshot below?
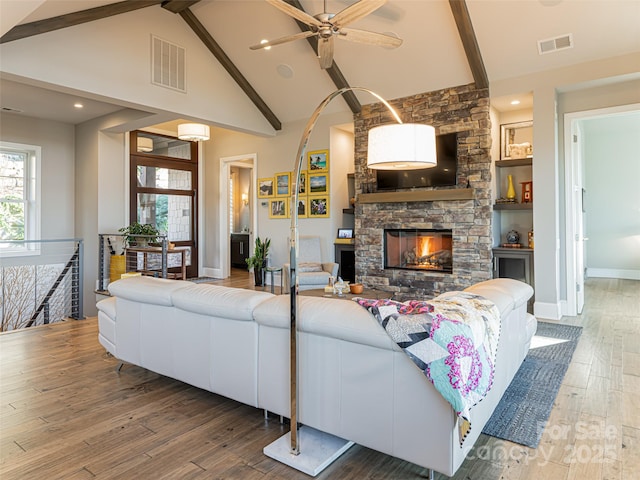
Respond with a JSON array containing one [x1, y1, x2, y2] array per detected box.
[[177, 8, 282, 131], [449, 0, 489, 90], [0, 0, 163, 44], [286, 0, 361, 115], [161, 1, 201, 14]]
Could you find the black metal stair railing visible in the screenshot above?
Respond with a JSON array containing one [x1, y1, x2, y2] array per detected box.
[[26, 242, 83, 327], [0, 239, 84, 332]]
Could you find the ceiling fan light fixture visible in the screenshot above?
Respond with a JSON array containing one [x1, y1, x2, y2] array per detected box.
[[367, 123, 437, 170], [178, 123, 210, 142]]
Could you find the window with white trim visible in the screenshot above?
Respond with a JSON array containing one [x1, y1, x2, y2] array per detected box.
[[0, 142, 40, 254]]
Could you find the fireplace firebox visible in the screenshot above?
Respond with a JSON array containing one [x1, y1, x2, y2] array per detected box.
[[384, 229, 453, 273]]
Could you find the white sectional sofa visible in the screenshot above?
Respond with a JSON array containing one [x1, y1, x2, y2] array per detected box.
[[97, 277, 535, 477]]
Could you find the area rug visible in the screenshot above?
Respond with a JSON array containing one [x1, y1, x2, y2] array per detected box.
[[482, 321, 583, 448], [187, 276, 220, 284]]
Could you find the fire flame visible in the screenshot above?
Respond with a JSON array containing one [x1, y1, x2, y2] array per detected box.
[[418, 236, 433, 258]]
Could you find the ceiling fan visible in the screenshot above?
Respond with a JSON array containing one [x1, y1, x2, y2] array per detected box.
[[250, 0, 403, 69]]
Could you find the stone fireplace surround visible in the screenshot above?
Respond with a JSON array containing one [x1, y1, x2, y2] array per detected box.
[[353, 83, 493, 300]]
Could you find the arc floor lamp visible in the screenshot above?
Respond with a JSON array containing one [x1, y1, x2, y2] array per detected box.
[[263, 87, 437, 476]]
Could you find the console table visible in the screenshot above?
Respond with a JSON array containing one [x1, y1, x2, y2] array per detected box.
[[125, 246, 188, 280]]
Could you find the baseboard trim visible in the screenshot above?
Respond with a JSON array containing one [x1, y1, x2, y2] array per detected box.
[[534, 301, 562, 321], [587, 268, 640, 280], [203, 267, 223, 278]]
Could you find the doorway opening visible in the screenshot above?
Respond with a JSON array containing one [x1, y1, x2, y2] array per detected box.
[[564, 103, 640, 316], [219, 154, 257, 279]]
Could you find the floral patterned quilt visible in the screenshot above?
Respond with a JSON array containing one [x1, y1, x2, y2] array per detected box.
[[355, 292, 501, 445]]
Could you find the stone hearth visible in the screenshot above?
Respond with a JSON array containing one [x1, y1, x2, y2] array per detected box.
[[353, 83, 493, 300]]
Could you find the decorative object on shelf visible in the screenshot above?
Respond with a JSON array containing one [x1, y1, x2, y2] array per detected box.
[[245, 236, 271, 287], [500, 120, 533, 160], [333, 277, 349, 296], [506, 230, 520, 245], [528, 230, 534, 249], [521, 181, 533, 203], [506, 174, 516, 201]]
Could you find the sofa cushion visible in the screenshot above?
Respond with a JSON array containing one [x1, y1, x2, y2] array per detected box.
[[465, 278, 533, 310], [439, 288, 514, 320], [108, 276, 190, 306], [172, 283, 274, 321], [297, 271, 330, 285], [254, 295, 397, 351], [96, 296, 117, 320], [298, 262, 323, 272]]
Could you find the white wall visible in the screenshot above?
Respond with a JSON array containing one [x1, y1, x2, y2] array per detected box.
[[0, 7, 275, 136], [583, 112, 640, 278], [1, 113, 75, 238], [203, 111, 354, 272], [492, 52, 640, 319]]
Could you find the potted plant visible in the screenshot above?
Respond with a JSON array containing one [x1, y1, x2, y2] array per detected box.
[[118, 222, 160, 247], [245, 236, 271, 287]]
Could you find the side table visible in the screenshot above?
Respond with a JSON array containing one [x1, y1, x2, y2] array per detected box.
[[264, 266, 283, 294]]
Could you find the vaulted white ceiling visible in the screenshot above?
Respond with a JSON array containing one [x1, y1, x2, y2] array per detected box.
[[1, 0, 638, 129]]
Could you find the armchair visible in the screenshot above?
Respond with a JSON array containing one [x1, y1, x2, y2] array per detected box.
[[283, 236, 338, 293]]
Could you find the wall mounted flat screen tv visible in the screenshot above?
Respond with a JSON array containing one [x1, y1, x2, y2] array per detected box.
[[375, 132, 458, 190]]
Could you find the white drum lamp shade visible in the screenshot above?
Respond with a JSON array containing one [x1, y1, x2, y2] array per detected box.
[[178, 123, 210, 142], [367, 123, 437, 170], [137, 137, 153, 152]]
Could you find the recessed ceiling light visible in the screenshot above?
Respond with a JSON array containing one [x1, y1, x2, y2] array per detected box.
[[260, 39, 271, 51], [510, 100, 521, 106], [276, 64, 294, 79], [74, 103, 84, 109]]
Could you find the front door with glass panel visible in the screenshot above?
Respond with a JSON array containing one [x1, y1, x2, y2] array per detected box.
[[130, 131, 198, 279]]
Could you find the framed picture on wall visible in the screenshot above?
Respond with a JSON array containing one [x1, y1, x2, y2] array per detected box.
[[296, 196, 308, 218], [307, 149, 329, 172], [297, 170, 307, 195], [275, 172, 291, 197], [309, 172, 329, 194], [309, 195, 330, 218], [257, 177, 274, 198], [269, 199, 288, 219]]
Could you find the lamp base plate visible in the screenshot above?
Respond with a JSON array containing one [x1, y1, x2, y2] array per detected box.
[[263, 426, 354, 477]]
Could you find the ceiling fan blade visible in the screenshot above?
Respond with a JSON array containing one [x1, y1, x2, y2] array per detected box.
[[318, 36, 335, 69], [331, 0, 387, 28], [266, 0, 323, 27], [250, 30, 317, 50], [339, 27, 402, 47]]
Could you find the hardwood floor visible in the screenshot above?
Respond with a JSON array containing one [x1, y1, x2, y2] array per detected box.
[[1, 275, 638, 479]]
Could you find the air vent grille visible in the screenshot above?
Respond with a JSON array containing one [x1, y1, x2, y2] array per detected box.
[[151, 35, 186, 92], [538, 33, 573, 55]]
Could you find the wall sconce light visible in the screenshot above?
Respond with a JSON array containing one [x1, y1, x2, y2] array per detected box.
[[178, 123, 210, 142], [241, 193, 249, 206], [137, 137, 153, 153]]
